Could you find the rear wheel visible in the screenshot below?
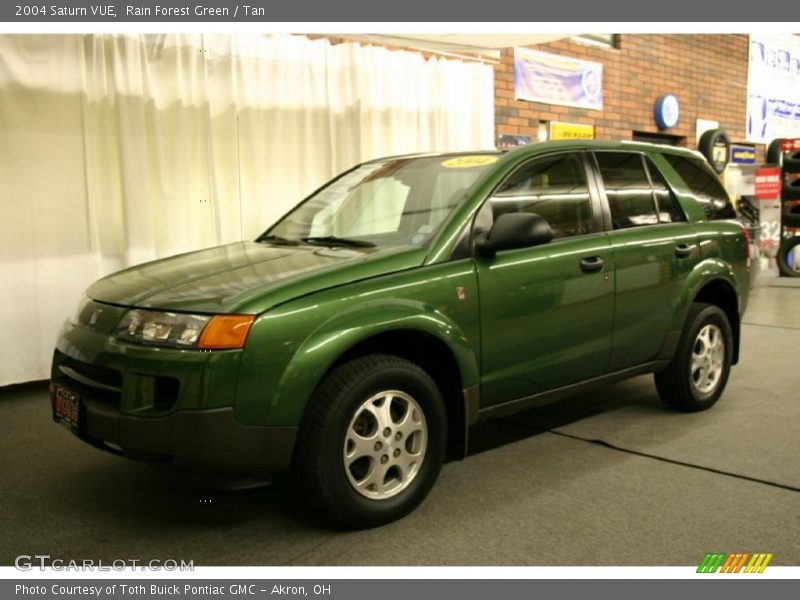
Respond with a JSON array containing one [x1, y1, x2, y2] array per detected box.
[[292, 354, 446, 528], [655, 303, 734, 412]]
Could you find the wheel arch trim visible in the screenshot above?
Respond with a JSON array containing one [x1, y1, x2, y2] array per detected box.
[[678, 261, 742, 363], [266, 300, 479, 429]]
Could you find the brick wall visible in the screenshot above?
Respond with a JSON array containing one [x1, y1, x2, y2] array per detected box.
[[496, 34, 753, 153]]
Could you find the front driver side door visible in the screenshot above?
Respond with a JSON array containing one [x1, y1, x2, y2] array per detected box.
[[474, 151, 614, 408]]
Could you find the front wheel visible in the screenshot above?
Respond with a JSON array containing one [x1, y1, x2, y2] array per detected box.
[[292, 354, 447, 528], [655, 303, 734, 412]]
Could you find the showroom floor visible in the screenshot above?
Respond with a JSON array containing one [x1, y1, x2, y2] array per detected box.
[[1, 285, 798, 566]]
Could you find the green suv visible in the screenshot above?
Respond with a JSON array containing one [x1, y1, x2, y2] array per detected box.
[[51, 140, 750, 527]]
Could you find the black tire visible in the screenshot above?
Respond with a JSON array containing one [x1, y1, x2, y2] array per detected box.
[[782, 201, 800, 228], [654, 303, 734, 412], [766, 139, 783, 165], [783, 151, 800, 171], [777, 237, 800, 277], [783, 178, 800, 201], [292, 354, 447, 528], [698, 129, 730, 174], [766, 139, 800, 169]]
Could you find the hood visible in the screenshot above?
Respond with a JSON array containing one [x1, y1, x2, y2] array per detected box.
[[87, 241, 427, 314]]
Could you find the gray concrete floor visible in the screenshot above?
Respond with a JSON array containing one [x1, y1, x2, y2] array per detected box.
[[1, 285, 798, 566]]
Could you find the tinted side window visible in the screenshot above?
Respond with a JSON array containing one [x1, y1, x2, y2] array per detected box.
[[664, 155, 735, 220], [595, 153, 658, 229], [491, 153, 593, 239], [648, 161, 686, 223]]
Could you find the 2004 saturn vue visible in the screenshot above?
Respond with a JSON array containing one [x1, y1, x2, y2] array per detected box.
[[51, 140, 750, 527]]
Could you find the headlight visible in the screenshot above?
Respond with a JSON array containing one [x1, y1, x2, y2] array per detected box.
[[116, 309, 254, 350]]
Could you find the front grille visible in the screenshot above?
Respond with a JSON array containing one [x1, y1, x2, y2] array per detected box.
[[58, 358, 122, 406], [56, 356, 180, 413], [65, 359, 122, 389]]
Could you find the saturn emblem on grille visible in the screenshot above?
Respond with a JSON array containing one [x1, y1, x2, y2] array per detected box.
[[89, 308, 102, 326]]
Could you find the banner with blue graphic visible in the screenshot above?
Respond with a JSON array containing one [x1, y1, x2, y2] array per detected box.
[[746, 34, 800, 144], [514, 48, 603, 111]]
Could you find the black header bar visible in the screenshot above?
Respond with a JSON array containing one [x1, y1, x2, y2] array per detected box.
[[1, 0, 797, 22]]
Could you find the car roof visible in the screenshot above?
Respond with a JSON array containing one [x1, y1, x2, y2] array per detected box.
[[363, 150, 503, 163], [363, 140, 705, 164], [504, 139, 706, 159]]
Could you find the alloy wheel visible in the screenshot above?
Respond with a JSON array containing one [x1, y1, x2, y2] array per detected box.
[[690, 324, 725, 395], [343, 390, 428, 500]]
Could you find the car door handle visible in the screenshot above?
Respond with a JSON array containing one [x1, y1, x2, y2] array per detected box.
[[675, 243, 694, 258], [580, 256, 604, 273]]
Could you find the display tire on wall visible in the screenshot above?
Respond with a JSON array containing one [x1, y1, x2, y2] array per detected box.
[[292, 354, 447, 528], [654, 303, 733, 412], [782, 201, 800, 228], [777, 237, 800, 277], [698, 129, 730, 174]]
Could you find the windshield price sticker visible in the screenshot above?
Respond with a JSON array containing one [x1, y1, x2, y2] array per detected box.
[[441, 155, 498, 168]]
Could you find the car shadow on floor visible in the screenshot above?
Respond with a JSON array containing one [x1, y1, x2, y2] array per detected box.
[[156, 378, 656, 521], [17, 375, 664, 544], [40, 456, 336, 535], [466, 375, 663, 455]]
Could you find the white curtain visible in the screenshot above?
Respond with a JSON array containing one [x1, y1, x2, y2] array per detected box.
[[0, 34, 495, 386]]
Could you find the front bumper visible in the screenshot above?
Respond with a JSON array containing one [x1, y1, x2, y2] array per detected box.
[[51, 383, 297, 474], [51, 300, 296, 474]]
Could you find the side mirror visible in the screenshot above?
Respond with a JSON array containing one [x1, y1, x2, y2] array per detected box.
[[475, 212, 554, 255]]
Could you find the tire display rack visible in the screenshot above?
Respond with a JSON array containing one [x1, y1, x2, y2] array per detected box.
[[767, 139, 800, 277]]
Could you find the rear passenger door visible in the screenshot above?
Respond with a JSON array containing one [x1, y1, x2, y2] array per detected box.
[[591, 151, 699, 372]]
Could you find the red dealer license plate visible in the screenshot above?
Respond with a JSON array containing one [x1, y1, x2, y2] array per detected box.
[[53, 385, 80, 430]]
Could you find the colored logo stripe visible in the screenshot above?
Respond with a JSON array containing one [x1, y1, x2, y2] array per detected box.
[[697, 553, 726, 573], [697, 552, 773, 573], [745, 553, 773, 573], [720, 553, 735, 572], [722, 553, 749, 573]]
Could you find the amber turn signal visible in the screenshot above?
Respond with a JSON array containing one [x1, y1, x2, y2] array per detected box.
[[198, 314, 255, 349]]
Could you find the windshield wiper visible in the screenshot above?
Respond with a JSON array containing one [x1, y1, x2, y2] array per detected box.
[[256, 234, 301, 246], [302, 236, 376, 248]]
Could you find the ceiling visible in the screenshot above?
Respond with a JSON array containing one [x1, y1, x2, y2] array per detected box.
[[337, 34, 571, 61]]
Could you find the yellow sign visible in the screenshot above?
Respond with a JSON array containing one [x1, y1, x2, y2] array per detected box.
[[441, 155, 498, 168], [549, 122, 595, 141]]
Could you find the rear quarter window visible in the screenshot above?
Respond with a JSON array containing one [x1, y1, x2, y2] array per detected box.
[[664, 154, 736, 220]]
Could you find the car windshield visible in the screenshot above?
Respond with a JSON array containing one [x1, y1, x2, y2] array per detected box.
[[262, 154, 500, 248]]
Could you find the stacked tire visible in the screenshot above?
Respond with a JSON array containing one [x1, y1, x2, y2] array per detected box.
[[780, 150, 800, 224], [778, 238, 800, 276], [767, 140, 800, 276]]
